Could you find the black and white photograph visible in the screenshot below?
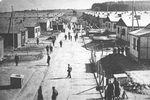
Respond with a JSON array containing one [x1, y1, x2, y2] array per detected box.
[[0, 0, 150, 100]]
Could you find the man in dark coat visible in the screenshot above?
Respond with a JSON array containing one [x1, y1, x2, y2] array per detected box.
[[37, 86, 43, 100], [46, 45, 50, 54], [118, 47, 121, 54], [68, 32, 71, 40], [14, 54, 19, 66], [113, 78, 120, 100], [106, 80, 115, 100], [47, 54, 51, 66], [64, 34, 67, 40], [50, 44, 53, 53], [52, 86, 58, 100], [36, 38, 39, 45], [59, 40, 62, 47], [52, 39, 55, 46]]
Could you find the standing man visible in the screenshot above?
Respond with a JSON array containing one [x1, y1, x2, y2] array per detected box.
[[118, 47, 121, 54], [14, 54, 19, 66], [59, 40, 62, 47], [36, 38, 39, 45], [50, 44, 53, 53], [68, 32, 71, 40], [37, 86, 43, 100], [106, 79, 115, 100], [67, 64, 72, 78], [51, 86, 58, 100], [64, 34, 67, 40], [52, 39, 55, 46], [47, 54, 51, 66], [113, 78, 120, 100]]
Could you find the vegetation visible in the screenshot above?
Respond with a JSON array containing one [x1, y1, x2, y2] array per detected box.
[[91, 1, 150, 11]]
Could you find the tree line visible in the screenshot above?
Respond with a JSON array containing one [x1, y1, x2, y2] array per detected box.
[[91, 1, 150, 11]]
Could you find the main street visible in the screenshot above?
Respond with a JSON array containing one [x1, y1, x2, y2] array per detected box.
[[41, 29, 101, 100]]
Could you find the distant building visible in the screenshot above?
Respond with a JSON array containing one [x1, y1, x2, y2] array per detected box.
[[105, 15, 120, 33], [22, 19, 41, 38], [116, 11, 150, 42], [38, 18, 50, 31], [0, 18, 28, 48]]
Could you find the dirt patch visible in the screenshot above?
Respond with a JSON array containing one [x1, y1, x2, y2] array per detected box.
[[3, 53, 43, 63]]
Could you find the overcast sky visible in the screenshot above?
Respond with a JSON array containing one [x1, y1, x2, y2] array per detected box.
[[0, 0, 145, 12]]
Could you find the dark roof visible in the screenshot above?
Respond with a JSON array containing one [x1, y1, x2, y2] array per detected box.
[[116, 18, 126, 26], [0, 18, 27, 33], [145, 23, 150, 29], [0, 36, 4, 40]]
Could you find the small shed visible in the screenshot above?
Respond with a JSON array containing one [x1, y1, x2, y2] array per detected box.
[[129, 24, 150, 61]]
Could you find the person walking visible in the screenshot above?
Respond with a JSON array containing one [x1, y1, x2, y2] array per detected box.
[[47, 54, 51, 66], [14, 54, 19, 66], [46, 45, 50, 54], [67, 64, 72, 78], [59, 40, 62, 48], [37, 86, 43, 100], [113, 78, 120, 100], [64, 34, 67, 40], [52, 39, 55, 46], [51, 86, 58, 100]]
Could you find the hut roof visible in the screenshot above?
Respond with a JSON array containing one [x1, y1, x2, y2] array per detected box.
[[0, 18, 27, 34], [129, 28, 150, 36]]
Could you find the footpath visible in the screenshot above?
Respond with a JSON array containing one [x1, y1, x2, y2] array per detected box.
[[41, 31, 101, 100]]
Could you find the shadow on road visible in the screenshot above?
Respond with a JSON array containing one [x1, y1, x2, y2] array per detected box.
[[85, 63, 94, 73], [36, 65, 47, 67], [50, 77, 67, 80], [86, 98, 102, 100], [76, 86, 96, 95], [0, 85, 20, 90]]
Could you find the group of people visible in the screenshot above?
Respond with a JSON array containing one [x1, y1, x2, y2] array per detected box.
[[64, 31, 78, 41], [37, 86, 58, 100], [113, 46, 129, 56], [105, 78, 121, 100]]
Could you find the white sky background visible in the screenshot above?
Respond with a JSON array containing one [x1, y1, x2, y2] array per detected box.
[[0, 0, 147, 12]]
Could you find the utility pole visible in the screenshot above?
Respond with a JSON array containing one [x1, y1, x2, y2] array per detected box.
[[12, 6, 14, 50], [37, 9, 39, 24], [132, 1, 134, 31]]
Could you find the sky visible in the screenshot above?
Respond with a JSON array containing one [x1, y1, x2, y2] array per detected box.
[[0, 0, 146, 12]]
